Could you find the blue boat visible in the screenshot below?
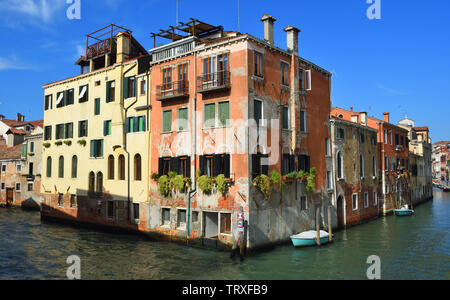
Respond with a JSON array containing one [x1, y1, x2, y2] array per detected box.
[[394, 205, 414, 216], [290, 230, 331, 247]]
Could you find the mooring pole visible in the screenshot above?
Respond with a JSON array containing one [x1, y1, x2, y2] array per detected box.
[[316, 205, 321, 246], [327, 204, 332, 243]]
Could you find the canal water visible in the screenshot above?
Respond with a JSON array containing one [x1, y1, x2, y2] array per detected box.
[[1, 189, 449, 280]]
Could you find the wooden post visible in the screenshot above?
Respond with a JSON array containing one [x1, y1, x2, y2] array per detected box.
[[316, 206, 321, 246], [328, 204, 333, 243]]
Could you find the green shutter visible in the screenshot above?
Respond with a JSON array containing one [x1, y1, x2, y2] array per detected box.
[[218, 102, 229, 126], [100, 140, 103, 157], [45, 95, 49, 110], [204, 103, 215, 127], [138, 116, 145, 132], [178, 108, 188, 131], [106, 81, 111, 102], [129, 117, 134, 133], [282, 107, 289, 129], [163, 110, 172, 132], [64, 90, 68, 106], [95, 98, 100, 115], [254, 100, 262, 125], [124, 77, 129, 99], [108, 121, 111, 135], [90, 140, 95, 157]]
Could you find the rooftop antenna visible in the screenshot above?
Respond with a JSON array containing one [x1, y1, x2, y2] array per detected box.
[[176, 0, 179, 26], [237, 0, 240, 32]]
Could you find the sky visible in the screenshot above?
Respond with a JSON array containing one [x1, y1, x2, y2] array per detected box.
[[0, 0, 449, 141]]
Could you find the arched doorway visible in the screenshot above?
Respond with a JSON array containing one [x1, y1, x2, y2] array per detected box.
[[337, 195, 345, 228]]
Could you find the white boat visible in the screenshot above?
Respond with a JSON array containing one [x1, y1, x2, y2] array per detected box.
[[290, 230, 331, 247]]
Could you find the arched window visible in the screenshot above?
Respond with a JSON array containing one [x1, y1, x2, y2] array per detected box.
[[118, 155, 125, 180], [108, 155, 115, 180], [46, 157, 52, 178], [372, 156, 376, 177], [134, 154, 142, 181], [72, 156, 78, 178], [360, 154, 365, 178], [337, 151, 343, 179], [96, 172, 103, 195], [88, 172, 95, 194], [58, 156, 64, 178]]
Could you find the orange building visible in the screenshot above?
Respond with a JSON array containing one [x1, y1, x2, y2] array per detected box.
[[148, 16, 332, 250], [331, 107, 410, 214]]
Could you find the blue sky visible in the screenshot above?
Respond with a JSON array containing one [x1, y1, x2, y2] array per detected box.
[[0, 0, 449, 141]]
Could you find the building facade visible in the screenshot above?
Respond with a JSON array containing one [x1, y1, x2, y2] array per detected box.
[[432, 141, 450, 185]]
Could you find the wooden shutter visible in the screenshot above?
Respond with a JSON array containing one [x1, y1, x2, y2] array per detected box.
[[123, 77, 129, 99], [186, 156, 191, 178], [170, 157, 180, 174], [262, 154, 269, 175], [289, 155, 295, 173], [251, 154, 258, 177], [212, 155, 221, 177], [199, 155, 205, 176], [305, 156, 311, 172], [224, 154, 230, 178], [158, 158, 163, 176], [106, 81, 111, 102]]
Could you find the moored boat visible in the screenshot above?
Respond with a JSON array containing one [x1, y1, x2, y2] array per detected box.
[[290, 230, 331, 247], [394, 205, 414, 216]]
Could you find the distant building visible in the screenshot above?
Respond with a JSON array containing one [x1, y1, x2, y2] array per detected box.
[[432, 141, 450, 184]]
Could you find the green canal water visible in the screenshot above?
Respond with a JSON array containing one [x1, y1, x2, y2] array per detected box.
[[0, 189, 449, 280]]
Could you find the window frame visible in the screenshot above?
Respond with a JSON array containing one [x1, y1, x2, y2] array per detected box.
[[352, 193, 358, 211]]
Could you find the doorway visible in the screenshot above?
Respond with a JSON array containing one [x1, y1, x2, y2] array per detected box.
[[204, 212, 219, 239], [6, 188, 14, 207]]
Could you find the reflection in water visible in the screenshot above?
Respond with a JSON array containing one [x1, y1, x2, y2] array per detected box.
[[0, 189, 449, 280]]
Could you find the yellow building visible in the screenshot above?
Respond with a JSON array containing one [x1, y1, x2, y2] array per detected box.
[[41, 25, 152, 229]]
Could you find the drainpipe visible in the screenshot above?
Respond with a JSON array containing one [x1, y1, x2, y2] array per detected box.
[[122, 64, 138, 223]]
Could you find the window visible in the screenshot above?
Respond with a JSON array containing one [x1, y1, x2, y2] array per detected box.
[[78, 120, 88, 137], [118, 155, 125, 180], [297, 155, 311, 172], [95, 81, 100, 86], [364, 193, 369, 208], [58, 156, 64, 178], [391, 157, 395, 171], [88, 172, 95, 194], [178, 209, 187, 228], [140, 79, 146, 95], [300, 196, 308, 211], [371, 134, 377, 146], [220, 213, 231, 234], [15, 182, 21, 192], [218, 101, 230, 127], [1, 183, 5, 190], [360, 155, 365, 178], [64, 123, 73, 139], [372, 156, 376, 177], [199, 154, 230, 177], [204, 155, 214, 177], [327, 171, 332, 189], [29, 141, 34, 153], [56, 92, 64, 108], [384, 130, 387, 144], [107, 201, 114, 219], [337, 152, 343, 179], [326, 138, 331, 156], [55, 124, 64, 140], [126, 116, 146, 133], [254, 51, 263, 77], [1, 164, 4, 172], [70, 195, 77, 208], [162, 208, 170, 226], [373, 191, 377, 206], [282, 106, 289, 130], [108, 155, 114, 180], [104, 120, 112, 136], [337, 128, 345, 139], [254, 99, 263, 127], [16, 164, 22, 172], [204, 103, 216, 128], [27, 183, 33, 192], [66, 89, 74, 106], [44, 95, 52, 110], [133, 203, 140, 220], [300, 110, 306, 132], [395, 133, 399, 146], [385, 156, 389, 171], [124, 76, 136, 98], [305, 70, 312, 91], [281, 62, 289, 86], [178, 156, 189, 178], [360, 133, 365, 143], [90, 140, 103, 158], [46, 157, 52, 177], [44, 126, 52, 141], [96, 172, 103, 195], [252, 153, 269, 177], [134, 154, 142, 181], [106, 80, 115, 103], [94, 98, 100, 115], [178, 64, 188, 93], [58, 193, 63, 207], [400, 135, 404, 146], [352, 194, 358, 210], [71, 156, 77, 178], [177, 108, 188, 131], [78, 84, 89, 103], [162, 110, 172, 132], [389, 131, 393, 145], [162, 68, 172, 90], [299, 68, 304, 90], [158, 157, 171, 176], [192, 211, 199, 223]]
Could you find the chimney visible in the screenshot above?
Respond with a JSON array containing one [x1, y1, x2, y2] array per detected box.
[[0, 114, 4, 120], [350, 107, 353, 112], [360, 112, 367, 126], [284, 25, 300, 55], [116, 31, 131, 63], [16, 113, 22, 122], [260, 14, 276, 45], [383, 112, 390, 123]]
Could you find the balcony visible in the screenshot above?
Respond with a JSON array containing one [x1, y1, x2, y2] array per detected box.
[[156, 80, 189, 101], [197, 71, 231, 94]]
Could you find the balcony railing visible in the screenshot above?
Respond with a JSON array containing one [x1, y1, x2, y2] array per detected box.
[[197, 71, 231, 94], [156, 80, 189, 101]]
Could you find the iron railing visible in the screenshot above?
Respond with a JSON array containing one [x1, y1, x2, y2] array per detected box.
[[197, 71, 231, 93], [156, 80, 189, 100]]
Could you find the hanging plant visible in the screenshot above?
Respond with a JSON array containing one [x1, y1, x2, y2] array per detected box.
[[55, 141, 63, 146], [158, 175, 171, 197], [198, 175, 213, 194], [215, 174, 230, 195], [305, 167, 316, 194], [43, 142, 51, 148], [64, 140, 72, 146], [172, 175, 186, 192], [27, 152, 35, 157], [253, 174, 271, 197], [77, 139, 86, 146], [151, 173, 160, 182]]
